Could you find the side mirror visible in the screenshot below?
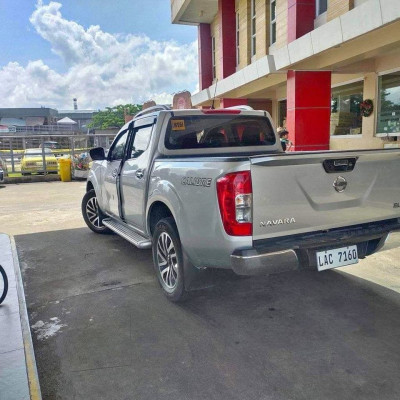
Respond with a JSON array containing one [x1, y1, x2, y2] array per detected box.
[[90, 147, 106, 161]]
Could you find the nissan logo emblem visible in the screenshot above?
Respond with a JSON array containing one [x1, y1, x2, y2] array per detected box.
[[333, 176, 347, 192]]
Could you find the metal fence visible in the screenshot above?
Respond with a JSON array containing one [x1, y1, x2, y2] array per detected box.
[[0, 125, 88, 134], [0, 134, 116, 177]]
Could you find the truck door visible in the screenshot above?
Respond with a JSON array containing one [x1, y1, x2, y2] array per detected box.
[[103, 129, 130, 217], [120, 122, 154, 229]]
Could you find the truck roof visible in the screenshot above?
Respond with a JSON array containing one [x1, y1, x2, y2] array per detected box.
[[119, 107, 270, 133]]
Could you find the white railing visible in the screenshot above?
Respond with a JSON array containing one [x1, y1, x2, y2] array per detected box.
[[15, 125, 78, 133]]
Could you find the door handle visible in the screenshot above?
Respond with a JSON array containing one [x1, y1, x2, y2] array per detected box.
[[112, 169, 118, 178], [135, 169, 144, 179]]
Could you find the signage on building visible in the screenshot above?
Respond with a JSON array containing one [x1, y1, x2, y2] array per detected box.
[[173, 91, 192, 109]]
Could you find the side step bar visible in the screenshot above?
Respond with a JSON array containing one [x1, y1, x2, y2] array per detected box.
[[103, 218, 152, 249]]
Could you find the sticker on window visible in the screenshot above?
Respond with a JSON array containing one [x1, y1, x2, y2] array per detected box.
[[171, 120, 186, 131]]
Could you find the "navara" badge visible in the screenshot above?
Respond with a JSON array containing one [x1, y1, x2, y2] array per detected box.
[[260, 218, 296, 227]]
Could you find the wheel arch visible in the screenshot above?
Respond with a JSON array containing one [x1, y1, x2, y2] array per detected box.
[[86, 180, 94, 192], [85, 174, 105, 211], [147, 201, 174, 237]]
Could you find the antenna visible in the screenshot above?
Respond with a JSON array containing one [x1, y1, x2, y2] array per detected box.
[[211, 79, 218, 109]]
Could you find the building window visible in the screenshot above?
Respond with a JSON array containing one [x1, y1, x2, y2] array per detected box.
[[236, 12, 240, 67], [270, 0, 276, 45], [211, 36, 216, 80], [330, 81, 363, 136], [278, 99, 287, 129], [377, 72, 400, 135], [251, 0, 256, 57], [316, 0, 327, 16]]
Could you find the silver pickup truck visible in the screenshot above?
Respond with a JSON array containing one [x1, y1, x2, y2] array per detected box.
[[82, 105, 400, 301]]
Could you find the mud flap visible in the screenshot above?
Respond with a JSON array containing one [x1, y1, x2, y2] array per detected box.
[[183, 251, 216, 291]]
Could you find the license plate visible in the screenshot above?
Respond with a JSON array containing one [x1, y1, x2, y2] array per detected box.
[[316, 245, 358, 271]]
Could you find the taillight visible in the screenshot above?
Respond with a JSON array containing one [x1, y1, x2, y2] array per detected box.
[[216, 171, 252, 236]]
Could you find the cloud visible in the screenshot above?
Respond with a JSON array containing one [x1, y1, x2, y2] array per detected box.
[[0, 1, 198, 109]]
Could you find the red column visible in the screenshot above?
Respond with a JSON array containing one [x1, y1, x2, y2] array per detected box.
[[286, 70, 331, 151], [220, 98, 248, 108], [198, 24, 213, 91], [287, 0, 315, 42], [218, 0, 236, 78]]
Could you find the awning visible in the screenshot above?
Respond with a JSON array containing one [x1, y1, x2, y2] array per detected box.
[[57, 117, 77, 124]]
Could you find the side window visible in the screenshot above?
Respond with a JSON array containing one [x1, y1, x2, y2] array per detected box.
[[130, 125, 152, 158], [109, 131, 129, 161]]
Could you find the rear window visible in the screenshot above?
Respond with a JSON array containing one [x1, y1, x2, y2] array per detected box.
[[165, 115, 276, 150]]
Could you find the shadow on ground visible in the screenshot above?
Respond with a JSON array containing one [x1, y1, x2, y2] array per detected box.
[[17, 228, 400, 400]]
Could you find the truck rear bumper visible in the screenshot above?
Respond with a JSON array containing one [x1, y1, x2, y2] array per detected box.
[[231, 249, 299, 276], [230, 218, 400, 276]]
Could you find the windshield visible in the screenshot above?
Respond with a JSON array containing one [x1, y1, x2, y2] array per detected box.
[[44, 142, 60, 148], [25, 148, 53, 155], [165, 115, 276, 150]]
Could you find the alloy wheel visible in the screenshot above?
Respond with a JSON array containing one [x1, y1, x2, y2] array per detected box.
[[86, 196, 101, 228], [156, 232, 178, 289]]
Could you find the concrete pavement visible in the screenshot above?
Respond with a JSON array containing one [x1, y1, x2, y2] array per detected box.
[[0, 233, 41, 400], [1, 181, 400, 399]]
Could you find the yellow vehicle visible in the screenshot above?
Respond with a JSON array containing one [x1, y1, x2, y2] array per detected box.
[[21, 148, 59, 175]]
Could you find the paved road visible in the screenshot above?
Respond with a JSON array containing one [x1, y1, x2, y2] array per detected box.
[[1, 182, 400, 400]]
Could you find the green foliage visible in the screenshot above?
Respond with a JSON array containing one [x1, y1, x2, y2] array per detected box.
[[89, 104, 142, 129], [380, 89, 395, 112]]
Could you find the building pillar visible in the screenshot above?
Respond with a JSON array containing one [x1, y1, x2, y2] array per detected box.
[[198, 24, 213, 91], [286, 70, 331, 151], [218, 0, 236, 78], [287, 0, 315, 43], [220, 98, 248, 108]]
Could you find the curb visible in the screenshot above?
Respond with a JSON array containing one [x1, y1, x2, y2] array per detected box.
[[5, 175, 60, 184], [10, 236, 42, 400]]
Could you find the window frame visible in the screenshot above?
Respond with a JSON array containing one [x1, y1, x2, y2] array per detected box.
[[127, 124, 154, 159], [316, 0, 328, 17], [236, 11, 240, 67], [108, 128, 130, 161], [251, 0, 256, 58], [270, 0, 277, 46], [164, 115, 276, 151], [277, 98, 287, 129], [330, 78, 364, 138], [376, 68, 400, 137], [211, 36, 216, 80]]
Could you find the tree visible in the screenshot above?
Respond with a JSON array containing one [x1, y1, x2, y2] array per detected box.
[[89, 104, 142, 129]]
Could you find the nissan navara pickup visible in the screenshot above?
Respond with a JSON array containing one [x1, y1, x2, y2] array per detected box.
[[82, 105, 400, 301]]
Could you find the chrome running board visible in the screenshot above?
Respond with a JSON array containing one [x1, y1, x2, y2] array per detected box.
[[103, 218, 152, 249]]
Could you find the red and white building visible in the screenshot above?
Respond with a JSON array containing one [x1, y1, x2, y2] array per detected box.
[[171, 0, 400, 150]]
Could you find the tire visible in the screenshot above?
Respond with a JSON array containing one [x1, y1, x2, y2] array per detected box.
[[0, 265, 8, 305], [152, 217, 188, 302], [81, 189, 111, 234]]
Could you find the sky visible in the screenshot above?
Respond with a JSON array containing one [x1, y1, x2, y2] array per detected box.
[[0, 0, 198, 110]]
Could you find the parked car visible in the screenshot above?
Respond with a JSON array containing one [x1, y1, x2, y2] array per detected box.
[[39, 141, 61, 149], [0, 155, 8, 182], [82, 105, 400, 301], [21, 148, 58, 175]]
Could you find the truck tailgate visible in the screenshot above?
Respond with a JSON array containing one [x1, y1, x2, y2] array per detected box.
[[251, 150, 400, 241]]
